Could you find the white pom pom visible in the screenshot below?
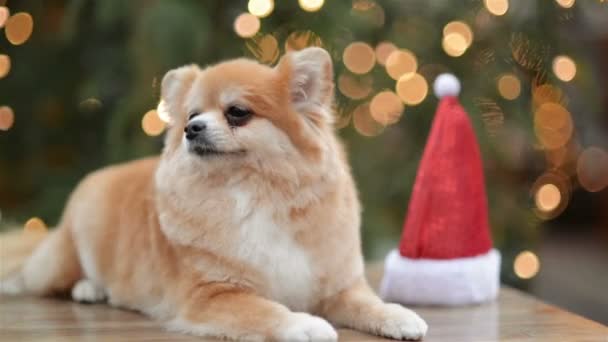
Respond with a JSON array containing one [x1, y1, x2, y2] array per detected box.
[[433, 73, 461, 98]]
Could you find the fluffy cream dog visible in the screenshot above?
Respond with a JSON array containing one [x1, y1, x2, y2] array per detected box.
[[1, 48, 427, 341]]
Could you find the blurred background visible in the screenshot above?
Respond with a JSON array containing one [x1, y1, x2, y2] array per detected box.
[[0, 0, 607, 324]]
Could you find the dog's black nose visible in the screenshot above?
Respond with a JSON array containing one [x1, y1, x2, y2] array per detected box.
[[184, 122, 206, 140]]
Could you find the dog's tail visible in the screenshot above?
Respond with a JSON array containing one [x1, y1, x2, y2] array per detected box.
[[0, 229, 47, 277], [0, 225, 81, 295]]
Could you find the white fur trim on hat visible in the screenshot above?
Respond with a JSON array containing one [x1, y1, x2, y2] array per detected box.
[[379, 248, 501, 306], [433, 73, 461, 98]]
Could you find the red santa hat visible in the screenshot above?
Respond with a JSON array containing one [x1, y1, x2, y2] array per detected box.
[[379, 74, 501, 306]]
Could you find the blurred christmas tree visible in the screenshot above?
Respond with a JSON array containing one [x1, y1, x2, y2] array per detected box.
[[0, 0, 607, 288]]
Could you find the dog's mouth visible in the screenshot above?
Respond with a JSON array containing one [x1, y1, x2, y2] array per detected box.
[[189, 144, 245, 158]]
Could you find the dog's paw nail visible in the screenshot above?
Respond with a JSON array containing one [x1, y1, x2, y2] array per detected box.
[[276, 313, 338, 341]]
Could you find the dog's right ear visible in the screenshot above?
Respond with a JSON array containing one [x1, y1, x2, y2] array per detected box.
[[158, 65, 199, 124]]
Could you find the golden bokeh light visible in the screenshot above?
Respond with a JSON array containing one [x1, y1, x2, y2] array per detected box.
[[248, 0, 274, 18], [535, 183, 561, 212], [514, 251, 540, 279], [343, 42, 376, 75], [284, 31, 323, 52], [552, 55, 576, 82], [248, 34, 279, 64], [0, 6, 9, 28], [0, 105, 14, 131], [234, 13, 260, 38], [577, 147, 608, 192], [5, 12, 34, 45], [497, 74, 521, 100], [534, 102, 573, 150], [79, 98, 103, 115], [141, 110, 166, 137], [375, 41, 397, 66], [442, 33, 468, 57], [532, 84, 564, 108], [338, 73, 373, 100], [532, 171, 571, 220], [443, 21, 474, 46], [352, 0, 376, 11], [385, 50, 417, 80], [396, 73, 428, 106], [352, 1, 385, 27], [353, 103, 383, 137], [0, 54, 10, 79], [299, 0, 324, 12], [24, 217, 48, 234], [484, 0, 509, 16], [370, 91, 404, 125], [555, 0, 575, 8]]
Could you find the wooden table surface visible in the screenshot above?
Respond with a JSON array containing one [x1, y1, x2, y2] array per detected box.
[[1, 265, 606, 341]]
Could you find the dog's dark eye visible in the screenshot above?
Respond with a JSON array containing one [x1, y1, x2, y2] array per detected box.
[[188, 112, 199, 121], [225, 105, 252, 126]]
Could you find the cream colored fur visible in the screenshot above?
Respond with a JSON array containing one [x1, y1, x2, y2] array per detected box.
[[0, 48, 427, 341]]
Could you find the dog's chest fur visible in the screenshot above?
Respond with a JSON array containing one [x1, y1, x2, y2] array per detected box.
[[160, 175, 320, 312], [228, 187, 315, 311]]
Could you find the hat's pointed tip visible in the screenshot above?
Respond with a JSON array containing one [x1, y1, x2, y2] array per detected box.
[[434, 73, 461, 99]]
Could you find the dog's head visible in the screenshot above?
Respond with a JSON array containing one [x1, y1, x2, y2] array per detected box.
[[158, 47, 335, 166]]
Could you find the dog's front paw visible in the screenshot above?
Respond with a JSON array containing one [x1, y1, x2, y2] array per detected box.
[[374, 303, 428, 340], [276, 312, 338, 342], [71, 279, 106, 303]]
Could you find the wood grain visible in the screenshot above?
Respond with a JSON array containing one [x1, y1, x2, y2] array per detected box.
[[0, 264, 606, 341]]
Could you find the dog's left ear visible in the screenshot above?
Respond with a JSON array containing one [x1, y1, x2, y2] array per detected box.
[[277, 47, 334, 123], [158, 64, 199, 124]]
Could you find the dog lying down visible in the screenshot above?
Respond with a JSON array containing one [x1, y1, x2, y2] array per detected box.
[[0, 47, 427, 341]]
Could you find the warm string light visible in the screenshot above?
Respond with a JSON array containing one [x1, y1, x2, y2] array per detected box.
[[24, 217, 48, 234], [5, 12, 34, 45], [248, 0, 274, 18], [374, 41, 397, 66], [234, 13, 260, 38], [352, 1, 385, 27], [353, 103, 383, 137], [141, 110, 166, 136], [0, 105, 14, 131], [79, 98, 102, 112], [343, 42, 375, 75], [338, 73, 373, 100], [385, 50, 417, 80], [442, 21, 473, 57], [552, 55, 577, 82], [248, 34, 279, 64], [484, 0, 509, 16], [535, 183, 561, 212], [577, 147, 608, 192], [0, 6, 9, 28], [298, 0, 324, 12], [555, 0, 576, 8], [514, 251, 540, 279], [532, 84, 564, 108], [370, 91, 404, 125], [532, 171, 571, 220], [534, 102, 573, 150], [396, 73, 428, 106], [444, 21, 473, 46], [497, 73, 521, 100], [0, 54, 10, 79]]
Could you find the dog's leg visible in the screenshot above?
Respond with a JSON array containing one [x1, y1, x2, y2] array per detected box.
[[168, 282, 337, 341], [319, 278, 427, 341]]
